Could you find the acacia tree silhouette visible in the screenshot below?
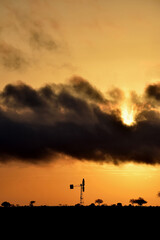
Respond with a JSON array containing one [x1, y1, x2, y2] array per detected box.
[[30, 201, 36, 207], [95, 199, 103, 206], [130, 197, 147, 206]]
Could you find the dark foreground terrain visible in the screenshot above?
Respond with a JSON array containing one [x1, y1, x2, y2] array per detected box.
[[1, 206, 159, 235]]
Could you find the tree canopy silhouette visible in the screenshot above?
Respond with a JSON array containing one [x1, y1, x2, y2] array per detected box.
[[95, 199, 103, 206], [30, 201, 36, 207], [130, 197, 147, 206], [1, 201, 11, 207]]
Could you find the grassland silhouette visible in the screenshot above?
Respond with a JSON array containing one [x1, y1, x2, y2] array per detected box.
[[0, 197, 154, 209]]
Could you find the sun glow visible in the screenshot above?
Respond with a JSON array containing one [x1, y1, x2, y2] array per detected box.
[[121, 103, 136, 126]]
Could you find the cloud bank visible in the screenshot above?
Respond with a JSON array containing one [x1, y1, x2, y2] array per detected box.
[[0, 77, 160, 165]]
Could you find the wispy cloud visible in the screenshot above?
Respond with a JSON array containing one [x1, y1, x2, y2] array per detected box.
[[0, 42, 29, 71], [29, 30, 58, 51], [0, 0, 69, 71]]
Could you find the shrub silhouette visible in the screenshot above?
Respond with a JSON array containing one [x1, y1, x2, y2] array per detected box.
[[1, 201, 11, 207], [29, 201, 36, 207], [89, 203, 95, 207], [117, 202, 122, 207]]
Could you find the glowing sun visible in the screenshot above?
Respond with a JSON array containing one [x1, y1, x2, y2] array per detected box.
[[121, 104, 136, 126]]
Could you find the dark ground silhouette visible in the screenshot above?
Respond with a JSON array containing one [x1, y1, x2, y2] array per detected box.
[[1, 204, 160, 212], [1, 204, 159, 232]]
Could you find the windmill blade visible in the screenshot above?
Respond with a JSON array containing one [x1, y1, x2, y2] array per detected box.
[[82, 178, 85, 192]]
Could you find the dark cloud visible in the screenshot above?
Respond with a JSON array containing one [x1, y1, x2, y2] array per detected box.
[[0, 42, 28, 70], [136, 109, 160, 122], [1, 82, 46, 109], [145, 83, 160, 101], [70, 76, 107, 104], [1, 78, 160, 165]]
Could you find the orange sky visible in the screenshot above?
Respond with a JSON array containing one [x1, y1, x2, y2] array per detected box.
[[0, 0, 160, 206]]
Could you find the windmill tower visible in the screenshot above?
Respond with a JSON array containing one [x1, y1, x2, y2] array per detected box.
[[70, 178, 85, 205]]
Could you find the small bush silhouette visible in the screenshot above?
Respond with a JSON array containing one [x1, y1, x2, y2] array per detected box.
[[117, 202, 122, 207], [89, 203, 95, 207], [1, 201, 11, 207], [29, 201, 36, 207]]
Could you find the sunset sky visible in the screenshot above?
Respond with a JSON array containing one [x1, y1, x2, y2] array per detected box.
[[1, 0, 160, 206]]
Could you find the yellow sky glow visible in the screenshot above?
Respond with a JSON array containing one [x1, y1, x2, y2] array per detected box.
[[0, 0, 160, 206]]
